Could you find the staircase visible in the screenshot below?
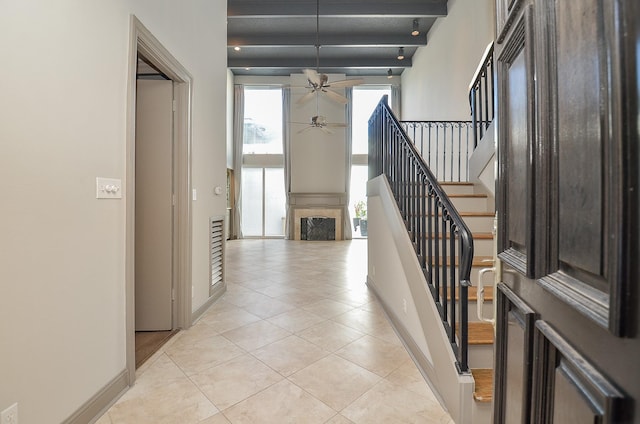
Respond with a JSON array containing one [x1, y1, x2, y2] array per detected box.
[[442, 181, 495, 423]]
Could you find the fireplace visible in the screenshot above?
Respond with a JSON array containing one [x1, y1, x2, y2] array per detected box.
[[289, 193, 346, 241], [301, 217, 336, 240]]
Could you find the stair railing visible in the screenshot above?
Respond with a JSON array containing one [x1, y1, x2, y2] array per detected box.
[[469, 42, 495, 149], [369, 95, 474, 374]]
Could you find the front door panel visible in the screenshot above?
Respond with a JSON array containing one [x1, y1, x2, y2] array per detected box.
[[494, 0, 639, 422]]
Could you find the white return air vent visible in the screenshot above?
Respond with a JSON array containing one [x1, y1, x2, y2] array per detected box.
[[210, 216, 225, 295]]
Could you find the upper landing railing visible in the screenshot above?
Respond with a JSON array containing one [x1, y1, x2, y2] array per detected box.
[[400, 121, 475, 183], [469, 42, 495, 149]]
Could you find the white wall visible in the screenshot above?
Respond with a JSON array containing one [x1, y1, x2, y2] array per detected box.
[[290, 73, 348, 193], [0, 1, 227, 423], [401, 0, 495, 121]]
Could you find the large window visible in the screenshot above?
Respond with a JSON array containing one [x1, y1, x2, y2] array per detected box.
[[241, 87, 285, 237], [352, 86, 391, 154], [243, 88, 283, 154], [350, 86, 391, 237]]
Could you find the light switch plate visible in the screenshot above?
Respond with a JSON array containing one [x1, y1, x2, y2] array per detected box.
[[96, 177, 122, 199]]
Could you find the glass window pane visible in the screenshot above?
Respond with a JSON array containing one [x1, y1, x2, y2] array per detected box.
[[352, 87, 391, 154], [241, 168, 263, 236], [243, 88, 283, 154], [264, 168, 286, 236], [349, 165, 369, 238]]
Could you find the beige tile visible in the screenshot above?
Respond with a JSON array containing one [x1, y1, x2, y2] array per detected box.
[[272, 290, 326, 307], [298, 320, 364, 352], [199, 306, 261, 334], [330, 289, 376, 307], [324, 414, 356, 424], [266, 308, 325, 333], [252, 335, 329, 376], [222, 320, 290, 351], [222, 289, 271, 308], [108, 355, 218, 424], [332, 307, 394, 335], [342, 380, 450, 424], [241, 296, 296, 319], [289, 354, 380, 411], [133, 353, 189, 387], [166, 334, 245, 376], [369, 321, 405, 347], [385, 360, 440, 401], [336, 335, 409, 377], [169, 322, 220, 348], [223, 380, 336, 424], [200, 299, 240, 316], [301, 299, 355, 318], [254, 283, 301, 298], [190, 354, 283, 410], [198, 413, 231, 424]]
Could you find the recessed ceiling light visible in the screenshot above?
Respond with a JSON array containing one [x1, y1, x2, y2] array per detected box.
[[234, 46, 241, 51], [412, 19, 420, 36]]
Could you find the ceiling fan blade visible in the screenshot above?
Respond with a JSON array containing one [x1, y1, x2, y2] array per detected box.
[[303, 68, 321, 86], [322, 89, 349, 104], [327, 78, 364, 88], [326, 123, 348, 128], [320, 126, 333, 134], [296, 91, 316, 105], [297, 126, 313, 134]]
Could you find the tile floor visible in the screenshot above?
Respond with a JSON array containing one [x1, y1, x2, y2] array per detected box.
[[97, 239, 454, 424]]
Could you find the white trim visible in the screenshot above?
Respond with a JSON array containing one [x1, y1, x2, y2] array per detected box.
[[62, 370, 129, 424], [125, 15, 193, 384]]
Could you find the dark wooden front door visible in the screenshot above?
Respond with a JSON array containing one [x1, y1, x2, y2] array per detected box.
[[493, 0, 639, 422]]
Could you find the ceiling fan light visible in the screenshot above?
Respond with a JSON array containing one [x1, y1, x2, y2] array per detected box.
[[412, 19, 420, 36], [397, 47, 405, 60]]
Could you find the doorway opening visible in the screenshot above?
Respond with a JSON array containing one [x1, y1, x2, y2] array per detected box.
[[126, 17, 193, 380]]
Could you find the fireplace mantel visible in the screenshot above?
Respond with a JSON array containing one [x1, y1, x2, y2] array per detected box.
[[288, 192, 347, 241]]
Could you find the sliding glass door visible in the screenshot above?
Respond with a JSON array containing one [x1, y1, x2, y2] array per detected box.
[[241, 167, 286, 237]]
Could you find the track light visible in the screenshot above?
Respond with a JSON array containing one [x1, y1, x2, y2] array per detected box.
[[397, 47, 405, 60], [387, 69, 393, 79], [412, 19, 420, 36]]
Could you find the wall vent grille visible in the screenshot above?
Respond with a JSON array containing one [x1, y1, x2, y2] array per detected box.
[[210, 216, 224, 293]]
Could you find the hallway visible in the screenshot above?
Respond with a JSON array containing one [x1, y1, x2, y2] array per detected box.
[[97, 239, 453, 423]]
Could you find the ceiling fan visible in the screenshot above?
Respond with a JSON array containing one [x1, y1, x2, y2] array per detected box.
[[293, 114, 347, 134], [296, 0, 363, 106]]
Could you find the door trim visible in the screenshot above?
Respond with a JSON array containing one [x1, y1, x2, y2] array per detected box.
[[125, 15, 193, 383]]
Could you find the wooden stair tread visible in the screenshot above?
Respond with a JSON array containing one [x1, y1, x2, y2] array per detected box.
[[467, 322, 495, 345], [471, 368, 493, 402], [446, 193, 488, 198], [429, 255, 494, 267], [440, 285, 494, 302], [439, 182, 474, 186], [459, 211, 495, 217], [469, 285, 494, 301]]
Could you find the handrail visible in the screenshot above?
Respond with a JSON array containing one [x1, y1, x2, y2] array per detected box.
[[369, 95, 474, 374], [400, 121, 476, 182], [469, 42, 494, 149]]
